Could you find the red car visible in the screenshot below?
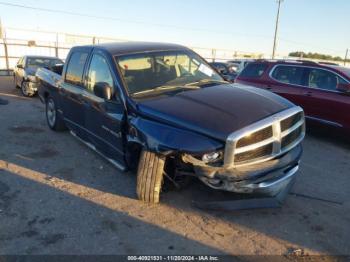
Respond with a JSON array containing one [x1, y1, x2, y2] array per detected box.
[[235, 60, 350, 132]]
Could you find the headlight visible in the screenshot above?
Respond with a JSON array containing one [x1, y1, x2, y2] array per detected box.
[[202, 152, 222, 163]]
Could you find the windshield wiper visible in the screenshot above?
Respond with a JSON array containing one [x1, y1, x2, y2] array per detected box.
[[132, 85, 199, 96], [185, 79, 228, 87]]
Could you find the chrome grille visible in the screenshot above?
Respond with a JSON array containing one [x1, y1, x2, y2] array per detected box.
[[235, 143, 273, 163], [281, 125, 303, 149], [281, 112, 303, 132], [236, 126, 273, 148], [224, 107, 305, 167]]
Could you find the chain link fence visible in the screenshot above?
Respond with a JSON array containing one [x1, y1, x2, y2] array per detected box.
[[1, 27, 347, 75], [0, 27, 264, 74]]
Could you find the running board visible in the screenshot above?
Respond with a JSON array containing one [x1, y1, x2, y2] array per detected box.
[[70, 131, 126, 172]]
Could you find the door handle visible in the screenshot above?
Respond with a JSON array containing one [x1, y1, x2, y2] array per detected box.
[[265, 85, 272, 90]]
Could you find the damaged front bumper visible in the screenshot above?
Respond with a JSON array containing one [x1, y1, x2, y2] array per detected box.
[[28, 81, 38, 93], [182, 144, 302, 197]]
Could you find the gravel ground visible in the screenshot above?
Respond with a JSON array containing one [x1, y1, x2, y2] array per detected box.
[[0, 76, 349, 257]]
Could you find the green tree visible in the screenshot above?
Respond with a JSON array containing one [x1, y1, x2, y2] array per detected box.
[[289, 51, 349, 62]]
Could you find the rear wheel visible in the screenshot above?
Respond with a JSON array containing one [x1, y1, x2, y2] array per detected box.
[[46, 96, 66, 131], [136, 150, 165, 203]]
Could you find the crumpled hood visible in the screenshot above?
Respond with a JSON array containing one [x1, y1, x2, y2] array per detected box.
[[136, 84, 294, 141]]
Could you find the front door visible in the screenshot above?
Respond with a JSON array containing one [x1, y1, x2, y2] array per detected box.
[[83, 52, 125, 165]]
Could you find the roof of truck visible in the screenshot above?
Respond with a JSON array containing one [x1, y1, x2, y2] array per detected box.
[[77, 41, 189, 56]]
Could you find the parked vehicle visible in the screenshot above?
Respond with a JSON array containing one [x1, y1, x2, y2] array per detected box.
[[13, 56, 63, 97], [209, 62, 238, 82], [36, 42, 305, 204], [227, 59, 255, 73], [235, 60, 350, 132]]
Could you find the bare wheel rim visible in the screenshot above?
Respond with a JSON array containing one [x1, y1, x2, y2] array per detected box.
[[22, 82, 29, 96], [47, 99, 56, 127]]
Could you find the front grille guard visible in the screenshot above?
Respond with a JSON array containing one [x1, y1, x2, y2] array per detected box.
[[224, 106, 305, 168]]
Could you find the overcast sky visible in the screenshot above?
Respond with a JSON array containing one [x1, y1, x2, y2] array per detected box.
[[0, 0, 349, 57]]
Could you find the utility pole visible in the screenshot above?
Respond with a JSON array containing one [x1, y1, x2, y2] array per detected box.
[[344, 49, 348, 66], [55, 33, 59, 57], [212, 49, 216, 62], [272, 0, 283, 59]]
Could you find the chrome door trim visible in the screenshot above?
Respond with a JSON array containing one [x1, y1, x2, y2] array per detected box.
[[64, 118, 124, 155], [70, 131, 126, 171], [305, 116, 343, 127]]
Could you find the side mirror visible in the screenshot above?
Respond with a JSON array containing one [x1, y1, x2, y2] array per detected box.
[[17, 64, 24, 69], [337, 83, 350, 93], [94, 82, 113, 100]]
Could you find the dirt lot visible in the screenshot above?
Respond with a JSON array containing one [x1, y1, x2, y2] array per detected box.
[[0, 76, 349, 257]]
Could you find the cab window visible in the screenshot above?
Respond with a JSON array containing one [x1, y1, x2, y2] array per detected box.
[[65, 51, 88, 86], [86, 54, 114, 94], [271, 65, 304, 85]]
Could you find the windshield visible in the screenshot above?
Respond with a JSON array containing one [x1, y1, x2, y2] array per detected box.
[[116, 50, 225, 97], [27, 57, 63, 68]]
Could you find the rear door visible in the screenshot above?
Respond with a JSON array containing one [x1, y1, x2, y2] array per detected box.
[[60, 49, 90, 139], [302, 67, 350, 128], [82, 51, 125, 165]]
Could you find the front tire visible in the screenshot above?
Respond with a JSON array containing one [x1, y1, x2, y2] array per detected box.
[[21, 81, 34, 97], [136, 150, 165, 204], [46, 96, 66, 131]]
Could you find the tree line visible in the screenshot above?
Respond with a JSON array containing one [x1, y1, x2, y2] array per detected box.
[[289, 51, 349, 62]]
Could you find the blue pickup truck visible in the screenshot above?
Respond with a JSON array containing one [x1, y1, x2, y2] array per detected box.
[[36, 42, 305, 205]]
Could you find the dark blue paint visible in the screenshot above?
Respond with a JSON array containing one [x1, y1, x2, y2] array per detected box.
[[37, 43, 292, 162]]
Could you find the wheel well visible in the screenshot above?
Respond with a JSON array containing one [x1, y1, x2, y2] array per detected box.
[[125, 141, 142, 171]]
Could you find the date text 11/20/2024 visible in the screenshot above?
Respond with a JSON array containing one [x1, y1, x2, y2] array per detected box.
[[127, 255, 219, 261]]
